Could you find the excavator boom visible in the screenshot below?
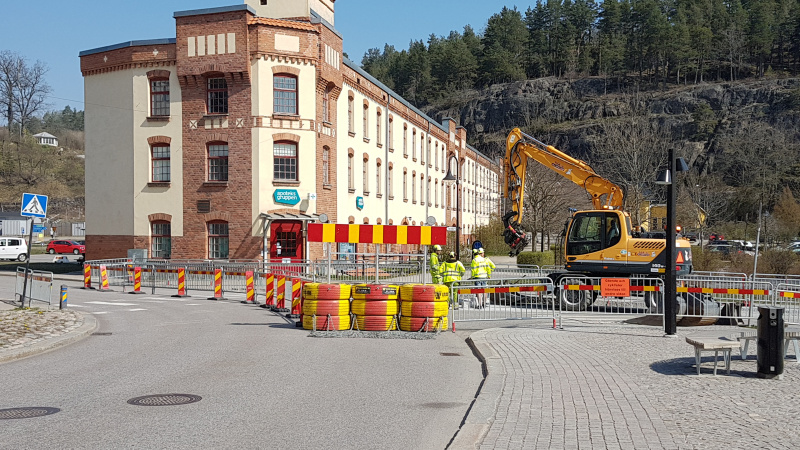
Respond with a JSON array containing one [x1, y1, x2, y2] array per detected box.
[[502, 128, 624, 255]]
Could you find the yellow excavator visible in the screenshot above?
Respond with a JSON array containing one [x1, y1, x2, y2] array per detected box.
[[502, 128, 710, 314]]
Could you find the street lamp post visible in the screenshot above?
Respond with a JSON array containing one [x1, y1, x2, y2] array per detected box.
[[655, 148, 689, 336], [443, 155, 461, 261]]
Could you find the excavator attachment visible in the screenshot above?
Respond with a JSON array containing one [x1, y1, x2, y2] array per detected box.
[[503, 211, 529, 256]]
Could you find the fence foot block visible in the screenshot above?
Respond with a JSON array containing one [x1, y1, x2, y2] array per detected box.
[[172, 294, 191, 298]]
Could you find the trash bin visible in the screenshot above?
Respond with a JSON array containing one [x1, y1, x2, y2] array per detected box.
[[757, 306, 784, 379]]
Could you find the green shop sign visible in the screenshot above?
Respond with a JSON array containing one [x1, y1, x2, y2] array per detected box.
[[274, 189, 301, 206]]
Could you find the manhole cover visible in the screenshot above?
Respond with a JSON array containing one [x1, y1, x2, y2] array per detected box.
[[440, 352, 461, 356], [0, 407, 61, 420], [127, 394, 202, 406]]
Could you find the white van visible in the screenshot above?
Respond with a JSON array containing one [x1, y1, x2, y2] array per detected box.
[[0, 238, 28, 261]]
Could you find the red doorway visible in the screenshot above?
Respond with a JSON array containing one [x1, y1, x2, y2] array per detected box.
[[269, 221, 303, 262]]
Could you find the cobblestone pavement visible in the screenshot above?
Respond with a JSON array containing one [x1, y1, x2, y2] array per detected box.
[[0, 300, 84, 358], [467, 324, 800, 450]]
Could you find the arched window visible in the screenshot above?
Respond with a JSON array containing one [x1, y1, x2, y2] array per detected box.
[[274, 74, 298, 114], [322, 85, 331, 122], [348, 94, 354, 134], [403, 168, 407, 201], [403, 125, 408, 157], [376, 160, 382, 196], [348, 151, 354, 191], [208, 221, 229, 259], [322, 146, 330, 185], [376, 108, 382, 146], [412, 171, 416, 203], [151, 221, 171, 259], [207, 142, 228, 181]]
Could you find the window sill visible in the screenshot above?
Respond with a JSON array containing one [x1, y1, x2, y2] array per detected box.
[[323, 184, 333, 190], [412, 158, 417, 162], [147, 182, 171, 188], [273, 180, 300, 187], [403, 199, 408, 203], [363, 138, 370, 144], [363, 192, 370, 196], [146, 116, 170, 122], [273, 113, 300, 121], [376, 143, 383, 149], [348, 188, 356, 194], [389, 147, 394, 153], [403, 154, 408, 159], [322, 121, 333, 127], [376, 193, 382, 199], [348, 131, 356, 137], [202, 181, 228, 187], [203, 114, 228, 119]]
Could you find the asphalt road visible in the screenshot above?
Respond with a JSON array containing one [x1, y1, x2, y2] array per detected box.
[[0, 278, 482, 449]]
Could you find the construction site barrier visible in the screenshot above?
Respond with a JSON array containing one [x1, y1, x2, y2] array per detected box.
[[99, 265, 110, 291], [262, 273, 275, 308], [129, 266, 144, 294], [82, 263, 93, 289], [244, 271, 255, 303], [208, 269, 224, 300]]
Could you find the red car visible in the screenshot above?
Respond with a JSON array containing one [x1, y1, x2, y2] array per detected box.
[[47, 240, 85, 255]]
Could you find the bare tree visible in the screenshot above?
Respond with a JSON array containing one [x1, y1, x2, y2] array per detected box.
[[588, 114, 671, 228], [0, 51, 50, 135]]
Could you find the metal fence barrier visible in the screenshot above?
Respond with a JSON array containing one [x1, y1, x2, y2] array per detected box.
[[15, 267, 53, 307], [450, 278, 556, 325]]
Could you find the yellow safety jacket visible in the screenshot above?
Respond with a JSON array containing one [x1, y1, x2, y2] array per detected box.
[[440, 260, 465, 283], [429, 253, 441, 275], [470, 256, 491, 279]]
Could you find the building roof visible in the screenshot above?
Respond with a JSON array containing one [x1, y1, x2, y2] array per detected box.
[[248, 17, 317, 31], [33, 132, 57, 139], [173, 4, 255, 18], [343, 58, 497, 166], [79, 39, 176, 57]]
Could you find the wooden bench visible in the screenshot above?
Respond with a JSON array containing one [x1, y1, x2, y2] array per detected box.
[[685, 335, 741, 375], [736, 326, 800, 361]]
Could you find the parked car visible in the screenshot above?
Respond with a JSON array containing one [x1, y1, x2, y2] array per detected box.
[[0, 238, 28, 261], [47, 240, 85, 255], [707, 243, 734, 258], [683, 233, 699, 243], [709, 233, 726, 242]]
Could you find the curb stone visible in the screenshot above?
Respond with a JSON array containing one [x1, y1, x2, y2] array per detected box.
[[0, 312, 98, 364], [449, 329, 506, 450]]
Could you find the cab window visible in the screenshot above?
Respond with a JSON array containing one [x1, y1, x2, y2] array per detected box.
[[567, 213, 602, 255]]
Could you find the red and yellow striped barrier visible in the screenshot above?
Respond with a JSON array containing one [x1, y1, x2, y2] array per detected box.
[[276, 275, 286, 310], [82, 263, 92, 289], [209, 268, 223, 300], [457, 285, 549, 295], [780, 291, 800, 298], [291, 278, 302, 316], [263, 273, 275, 307], [245, 271, 255, 303], [172, 268, 188, 297], [307, 223, 447, 245], [677, 287, 769, 295], [128, 266, 143, 294], [99, 265, 110, 291]]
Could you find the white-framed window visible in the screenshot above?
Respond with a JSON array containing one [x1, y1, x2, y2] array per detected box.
[[363, 157, 369, 193], [323, 146, 330, 185], [403, 125, 408, 157], [412, 129, 416, 160], [151, 222, 171, 259], [348, 95, 354, 134], [412, 171, 416, 203], [348, 153, 354, 190], [388, 165, 394, 198], [274, 74, 298, 115], [151, 145, 170, 182], [376, 109, 382, 146], [363, 104, 369, 138], [208, 222, 229, 259], [376, 160, 382, 196], [273, 142, 298, 181], [403, 169, 407, 201]]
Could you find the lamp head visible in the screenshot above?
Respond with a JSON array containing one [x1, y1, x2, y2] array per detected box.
[[655, 169, 672, 185]]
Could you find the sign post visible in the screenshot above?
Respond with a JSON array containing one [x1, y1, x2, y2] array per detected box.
[[19, 193, 48, 307]]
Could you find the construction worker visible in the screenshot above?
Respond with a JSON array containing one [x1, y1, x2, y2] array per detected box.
[[429, 245, 443, 284], [440, 251, 465, 309], [470, 247, 496, 308]]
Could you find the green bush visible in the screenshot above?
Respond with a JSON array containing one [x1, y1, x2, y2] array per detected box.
[[517, 251, 555, 266]]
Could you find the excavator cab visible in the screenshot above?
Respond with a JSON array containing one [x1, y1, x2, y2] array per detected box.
[[566, 211, 626, 256]]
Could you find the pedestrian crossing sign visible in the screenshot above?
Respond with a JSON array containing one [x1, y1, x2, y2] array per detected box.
[[21, 193, 48, 218]]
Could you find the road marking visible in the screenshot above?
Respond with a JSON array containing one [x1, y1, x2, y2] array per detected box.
[[91, 311, 109, 315], [67, 304, 86, 308], [186, 304, 202, 306], [128, 308, 147, 312], [85, 301, 138, 306]]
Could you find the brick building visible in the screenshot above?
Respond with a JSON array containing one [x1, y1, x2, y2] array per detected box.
[[79, 0, 500, 261]]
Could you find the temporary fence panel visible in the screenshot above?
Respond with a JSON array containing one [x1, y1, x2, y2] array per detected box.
[[314, 254, 424, 284], [678, 277, 773, 324], [450, 278, 555, 324], [15, 267, 53, 307], [555, 276, 663, 319], [774, 284, 800, 325]]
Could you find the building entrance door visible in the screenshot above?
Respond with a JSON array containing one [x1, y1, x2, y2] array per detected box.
[[269, 221, 303, 263]]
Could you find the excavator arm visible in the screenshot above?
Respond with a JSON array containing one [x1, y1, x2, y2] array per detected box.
[[502, 128, 624, 256]]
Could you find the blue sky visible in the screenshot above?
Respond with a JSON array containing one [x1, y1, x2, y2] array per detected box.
[[1, 0, 509, 114]]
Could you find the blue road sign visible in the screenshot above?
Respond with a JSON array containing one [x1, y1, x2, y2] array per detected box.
[[33, 225, 46, 233], [21, 193, 48, 218]]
